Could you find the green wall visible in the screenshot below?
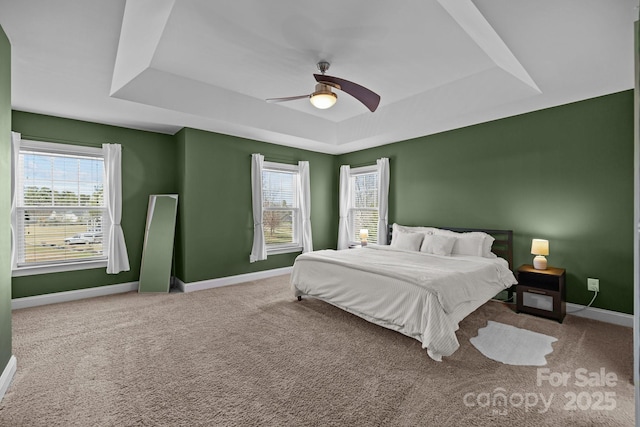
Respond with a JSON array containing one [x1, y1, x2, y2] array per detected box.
[[11, 112, 177, 298], [9, 118, 337, 295], [338, 91, 634, 314], [0, 26, 12, 371], [8, 91, 633, 315], [175, 128, 336, 283]]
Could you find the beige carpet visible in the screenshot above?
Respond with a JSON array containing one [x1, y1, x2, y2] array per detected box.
[[0, 275, 634, 426]]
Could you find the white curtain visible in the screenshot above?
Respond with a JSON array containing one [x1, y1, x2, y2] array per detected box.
[[377, 157, 390, 245], [298, 161, 313, 253], [103, 143, 130, 274], [10, 132, 21, 269], [337, 165, 351, 250], [249, 153, 267, 262]]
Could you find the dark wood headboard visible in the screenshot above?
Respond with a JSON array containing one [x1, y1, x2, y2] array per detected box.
[[388, 225, 514, 270]]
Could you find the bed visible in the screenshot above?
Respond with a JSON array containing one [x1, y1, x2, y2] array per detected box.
[[290, 224, 518, 361]]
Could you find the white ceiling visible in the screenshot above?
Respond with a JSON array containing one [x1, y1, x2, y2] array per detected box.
[[0, 0, 636, 154]]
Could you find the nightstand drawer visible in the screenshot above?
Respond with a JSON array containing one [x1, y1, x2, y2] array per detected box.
[[516, 264, 566, 323], [522, 289, 554, 312]]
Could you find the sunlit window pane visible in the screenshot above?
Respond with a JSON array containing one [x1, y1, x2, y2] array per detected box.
[[262, 165, 300, 248], [350, 170, 379, 244], [352, 210, 379, 243], [263, 210, 295, 245], [16, 146, 107, 267]]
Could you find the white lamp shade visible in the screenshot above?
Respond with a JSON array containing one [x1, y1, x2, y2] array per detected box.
[[531, 239, 549, 256], [360, 229, 369, 240]]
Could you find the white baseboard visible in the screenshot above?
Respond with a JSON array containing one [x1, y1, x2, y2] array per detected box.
[[176, 267, 293, 293], [10, 268, 293, 308], [12, 281, 139, 310], [0, 355, 16, 403], [566, 302, 633, 328]]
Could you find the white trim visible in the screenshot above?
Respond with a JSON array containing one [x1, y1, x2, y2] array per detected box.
[[350, 164, 377, 175], [14, 139, 109, 272], [176, 267, 293, 293], [263, 161, 299, 172], [11, 281, 138, 310], [12, 260, 108, 277], [266, 245, 302, 256], [261, 162, 303, 254], [0, 355, 17, 403], [348, 166, 380, 246], [20, 139, 102, 157], [566, 303, 633, 328]]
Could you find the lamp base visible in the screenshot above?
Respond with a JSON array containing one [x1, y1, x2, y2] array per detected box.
[[533, 255, 547, 270], [361, 241, 367, 247]]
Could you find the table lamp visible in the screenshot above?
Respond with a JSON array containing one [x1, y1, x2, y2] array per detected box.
[[531, 239, 549, 270], [360, 229, 368, 246]]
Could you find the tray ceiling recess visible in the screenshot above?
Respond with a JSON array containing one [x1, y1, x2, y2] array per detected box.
[[1, 0, 635, 154]]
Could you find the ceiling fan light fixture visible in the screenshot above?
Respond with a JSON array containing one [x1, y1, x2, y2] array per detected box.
[[309, 84, 337, 109], [266, 62, 379, 112]]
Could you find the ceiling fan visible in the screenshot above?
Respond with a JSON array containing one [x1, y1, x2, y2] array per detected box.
[[266, 61, 381, 112]]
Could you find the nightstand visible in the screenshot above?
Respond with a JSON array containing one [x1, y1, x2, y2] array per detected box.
[[516, 264, 566, 323]]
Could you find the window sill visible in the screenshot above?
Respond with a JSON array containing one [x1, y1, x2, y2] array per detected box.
[[12, 260, 108, 277], [266, 246, 303, 256]]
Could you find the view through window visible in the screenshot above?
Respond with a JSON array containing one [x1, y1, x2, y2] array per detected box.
[[15, 142, 107, 267], [262, 163, 300, 250], [351, 168, 379, 243]]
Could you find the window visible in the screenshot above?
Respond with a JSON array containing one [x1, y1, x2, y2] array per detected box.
[[13, 140, 108, 274], [262, 161, 301, 254], [250, 154, 312, 262], [350, 165, 379, 244]]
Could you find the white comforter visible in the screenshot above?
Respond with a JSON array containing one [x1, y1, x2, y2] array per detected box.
[[290, 245, 517, 361]]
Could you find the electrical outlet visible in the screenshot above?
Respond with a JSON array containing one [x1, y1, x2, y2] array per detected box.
[[587, 278, 600, 292]]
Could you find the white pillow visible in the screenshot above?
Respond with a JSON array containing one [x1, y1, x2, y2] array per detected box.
[[393, 225, 497, 258], [420, 234, 456, 256], [390, 231, 424, 251], [433, 229, 488, 257], [392, 223, 436, 243], [453, 234, 486, 257], [482, 234, 497, 258]]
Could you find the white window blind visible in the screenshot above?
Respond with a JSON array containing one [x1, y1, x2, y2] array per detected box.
[[15, 141, 108, 267], [262, 162, 301, 252], [350, 166, 379, 244]]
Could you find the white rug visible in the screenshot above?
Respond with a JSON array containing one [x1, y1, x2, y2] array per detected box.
[[470, 321, 557, 366]]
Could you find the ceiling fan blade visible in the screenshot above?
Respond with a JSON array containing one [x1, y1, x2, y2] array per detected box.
[[266, 95, 309, 103], [314, 74, 380, 112]]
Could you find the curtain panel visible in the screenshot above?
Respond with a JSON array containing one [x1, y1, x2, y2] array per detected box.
[[103, 143, 130, 274], [376, 157, 390, 245], [298, 161, 313, 253], [249, 153, 267, 262], [337, 165, 351, 250], [10, 132, 21, 269]]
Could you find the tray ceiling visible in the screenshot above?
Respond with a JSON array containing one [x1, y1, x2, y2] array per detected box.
[[0, 0, 636, 154]]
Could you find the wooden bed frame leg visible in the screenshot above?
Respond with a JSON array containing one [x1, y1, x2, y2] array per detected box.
[[297, 296, 302, 301]]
